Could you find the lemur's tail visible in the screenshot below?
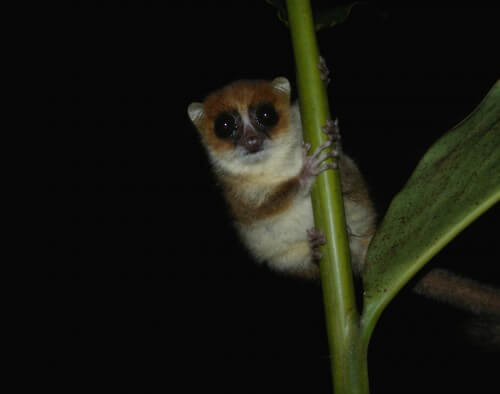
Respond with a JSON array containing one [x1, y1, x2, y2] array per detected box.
[[414, 268, 500, 348], [413, 268, 500, 318]]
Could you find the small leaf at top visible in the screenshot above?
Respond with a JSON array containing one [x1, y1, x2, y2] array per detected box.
[[265, 0, 288, 26], [314, 2, 365, 31], [266, 0, 364, 30]]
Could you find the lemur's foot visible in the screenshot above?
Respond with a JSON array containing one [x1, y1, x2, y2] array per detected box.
[[299, 139, 338, 193], [307, 228, 326, 262], [318, 56, 331, 85]]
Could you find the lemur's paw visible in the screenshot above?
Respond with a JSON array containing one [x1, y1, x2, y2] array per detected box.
[[307, 228, 326, 263], [301, 139, 337, 175], [299, 139, 337, 193]]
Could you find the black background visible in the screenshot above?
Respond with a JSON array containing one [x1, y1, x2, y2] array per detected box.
[[45, 1, 499, 393]]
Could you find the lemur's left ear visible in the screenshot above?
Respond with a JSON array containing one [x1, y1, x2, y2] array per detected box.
[[271, 77, 291, 97], [187, 102, 204, 125]]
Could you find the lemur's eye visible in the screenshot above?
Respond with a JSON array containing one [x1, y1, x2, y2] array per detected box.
[[214, 112, 237, 139], [255, 103, 279, 128]]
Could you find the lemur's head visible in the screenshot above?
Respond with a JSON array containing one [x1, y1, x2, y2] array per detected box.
[[188, 77, 295, 173]]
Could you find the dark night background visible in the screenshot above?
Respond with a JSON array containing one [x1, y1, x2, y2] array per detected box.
[[45, 1, 499, 393]]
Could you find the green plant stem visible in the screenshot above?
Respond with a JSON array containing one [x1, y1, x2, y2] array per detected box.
[[286, 1, 369, 393]]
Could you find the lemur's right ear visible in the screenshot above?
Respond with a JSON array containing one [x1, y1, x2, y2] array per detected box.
[[271, 77, 291, 97]]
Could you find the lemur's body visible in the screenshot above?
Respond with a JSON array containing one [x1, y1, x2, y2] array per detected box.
[[188, 77, 500, 321]]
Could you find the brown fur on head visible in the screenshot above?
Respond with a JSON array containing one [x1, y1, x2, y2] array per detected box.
[[188, 77, 292, 155]]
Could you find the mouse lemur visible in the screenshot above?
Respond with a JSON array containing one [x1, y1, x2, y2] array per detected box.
[[188, 77, 375, 279]]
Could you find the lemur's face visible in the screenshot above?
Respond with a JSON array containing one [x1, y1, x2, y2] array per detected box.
[[211, 101, 279, 154], [188, 78, 292, 164]]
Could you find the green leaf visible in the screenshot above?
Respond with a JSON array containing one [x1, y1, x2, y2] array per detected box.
[[314, 2, 365, 31], [266, 0, 364, 31], [362, 80, 500, 331], [265, 0, 288, 26]]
